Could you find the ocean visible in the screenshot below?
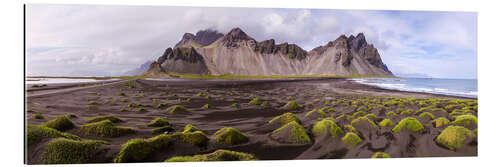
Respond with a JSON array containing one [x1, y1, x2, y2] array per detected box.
[[351, 78, 477, 98]]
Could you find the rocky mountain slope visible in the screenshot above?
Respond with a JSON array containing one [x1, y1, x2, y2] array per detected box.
[[143, 28, 393, 77]]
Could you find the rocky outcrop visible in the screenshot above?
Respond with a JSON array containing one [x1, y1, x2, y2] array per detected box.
[[143, 27, 393, 77]]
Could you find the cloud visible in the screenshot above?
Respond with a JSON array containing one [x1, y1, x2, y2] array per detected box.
[[26, 5, 477, 79]]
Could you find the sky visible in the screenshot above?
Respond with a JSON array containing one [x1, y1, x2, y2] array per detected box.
[[26, 4, 477, 79]]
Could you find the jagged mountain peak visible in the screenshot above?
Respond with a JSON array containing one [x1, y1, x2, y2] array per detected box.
[[175, 29, 223, 48]]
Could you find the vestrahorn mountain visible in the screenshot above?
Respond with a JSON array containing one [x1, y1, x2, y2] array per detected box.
[[143, 27, 393, 77]]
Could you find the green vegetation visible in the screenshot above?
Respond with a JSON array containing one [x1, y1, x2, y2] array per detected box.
[[86, 115, 123, 123], [260, 101, 268, 108], [371, 152, 390, 158], [152, 126, 174, 134], [147, 117, 170, 127], [344, 125, 357, 133], [432, 117, 450, 128], [167, 105, 190, 114], [80, 120, 136, 137], [41, 138, 107, 164], [385, 111, 398, 117], [33, 113, 44, 119], [214, 127, 249, 145], [418, 112, 435, 120], [268, 112, 300, 125], [451, 115, 477, 127], [43, 115, 75, 131], [157, 102, 169, 108], [283, 101, 303, 109], [400, 109, 413, 116], [183, 124, 199, 133], [66, 114, 78, 118], [88, 101, 99, 105], [137, 108, 149, 113], [231, 103, 239, 108], [165, 149, 257, 162], [392, 117, 424, 133], [351, 116, 379, 129], [379, 119, 394, 127], [312, 118, 344, 138], [436, 125, 474, 150], [115, 130, 209, 163], [305, 109, 327, 118], [249, 97, 262, 105], [342, 132, 362, 147], [272, 121, 311, 144], [352, 111, 366, 118], [27, 124, 80, 146], [202, 104, 211, 109], [364, 113, 377, 120]]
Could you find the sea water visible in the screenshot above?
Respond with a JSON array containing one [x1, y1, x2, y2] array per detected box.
[[351, 78, 477, 98], [25, 78, 119, 84]]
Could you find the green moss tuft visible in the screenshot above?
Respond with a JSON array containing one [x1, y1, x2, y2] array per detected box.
[[214, 127, 249, 145], [167, 105, 190, 114], [364, 113, 377, 120], [312, 118, 344, 138], [147, 117, 170, 127], [202, 104, 211, 109], [436, 125, 474, 150], [33, 113, 44, 119], [432, 117, 450, 128], [392, 117, 424, 133], [157, 102, 169, 108], [385, 111, 398, 117], [249, 97, 262, 105], [418, 112, 435, 119], [183, 124, 199, 133], [27, 124, 80, 146], [41, 138, 107, 164], [451, 115, 477, 127], [283, 101, 303, 109], [268, 112, 300, 125], [371, 152, 390, 158], [351, 116, 379, 129], [137, 108, 148, 113], [272, 121, 311, 144], [379, 119, 395, 127], [231, 103, 239, 108], [344, 124, 357, 133], [86, 115, 123, 123], [305, 109, 327, 118], [80, 120, 136, 137], [352, 111, 366, 118], [43, 115, 75, 131], [152, 125, 174, 134], [341, 132, 362, 146], [165, 149, 257, 162]]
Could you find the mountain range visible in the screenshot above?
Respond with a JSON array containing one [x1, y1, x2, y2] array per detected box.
[[142, 27, 393, 77]]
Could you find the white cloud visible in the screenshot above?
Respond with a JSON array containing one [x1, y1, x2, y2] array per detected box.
[[26, 5, 477, 79]]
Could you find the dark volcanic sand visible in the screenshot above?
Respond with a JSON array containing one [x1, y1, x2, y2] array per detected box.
[[25, 78, 477, 163]]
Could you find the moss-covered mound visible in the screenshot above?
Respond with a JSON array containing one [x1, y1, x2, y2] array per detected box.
[[352, 111, 366, 118], [271, 121, 311, 144], [147, 117, 170, 127], [167, 105, 190, 114], [183, 124, 199, 133], [33, 113, 44, 119], [202, 104, 211, 109], [152, 125, 174, 134], [392, 117, 424, 133], [451, 115, 477, 128], [371, 152, 390, 158], [283, 101, 303, 109], [80, 120, 136, 137], [165, 149, 257, 162], [312, 118, 344, 138], [43, 115, 75, 131], [342, 132, 362, 147], [40, 138, 107, 164], [214, 127, 249, 145], [115, 130, 209, 163], [27, 124, 80, 146], [305, 109, 326, 119], [418, 112, 435, 120], [436, 125, 474, 150], [268, 112, 300, 126], [351, 116, 379, 130], [379, 119, 394, 127], [86, 115, 123, 123], [385, 111, 398, 117], [432, 117, 450, 128], [249, 97, 262, 105]]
